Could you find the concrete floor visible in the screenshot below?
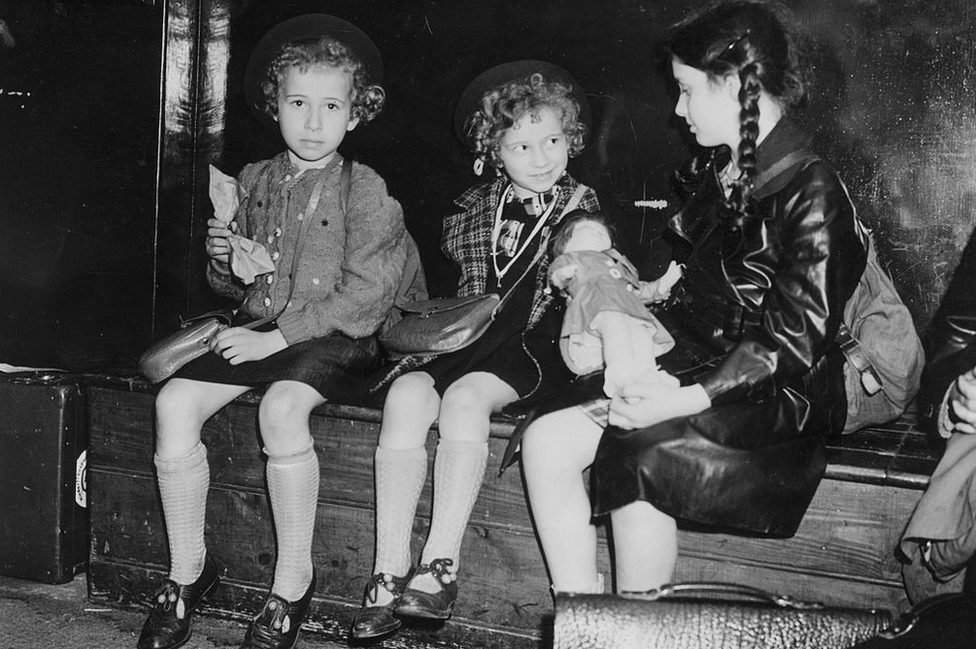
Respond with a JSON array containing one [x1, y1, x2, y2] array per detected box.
[[0, 573, 347, 649], [0, 573, 458, 649]]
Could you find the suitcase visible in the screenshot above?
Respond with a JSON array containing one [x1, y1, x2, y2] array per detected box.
[[0, 372, 88, 583]]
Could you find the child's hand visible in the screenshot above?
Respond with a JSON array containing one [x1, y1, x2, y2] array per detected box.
[[211, 327, 287, 365], [639, 261, 683, 303], [206, 217, 236, 267], [949, 367, 976, 434], [609, 381, 708, 430]]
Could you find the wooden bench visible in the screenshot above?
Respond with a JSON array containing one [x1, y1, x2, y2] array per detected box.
[[85, 374, 942, 647]]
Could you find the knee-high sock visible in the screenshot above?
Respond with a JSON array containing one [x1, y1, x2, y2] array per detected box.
[[372, 446, 428, 577], [155, 442, 209, 585], [266, 442, 319, 602], [421, 439, 489, 567]]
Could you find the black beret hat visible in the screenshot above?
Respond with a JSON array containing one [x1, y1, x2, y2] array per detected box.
[[243, 14, 383, 116], [453, 59, 590, 143]]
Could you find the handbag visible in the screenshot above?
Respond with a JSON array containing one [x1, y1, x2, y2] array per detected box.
[[553, 582, 895, 649], [138, 159, 353, 384], [379, 183, 588, 356], [377, 293, 501, 355], [138, 310, 233, 384]]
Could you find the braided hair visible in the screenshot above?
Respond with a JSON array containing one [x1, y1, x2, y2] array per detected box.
[[664, 0, 809, 226]]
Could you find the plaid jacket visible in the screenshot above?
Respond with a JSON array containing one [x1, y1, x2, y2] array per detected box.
[[441, 173, 600, 329]]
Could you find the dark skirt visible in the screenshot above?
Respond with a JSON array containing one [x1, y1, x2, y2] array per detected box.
[[173, 327, 383, 402], [416, 301, 570, 398]]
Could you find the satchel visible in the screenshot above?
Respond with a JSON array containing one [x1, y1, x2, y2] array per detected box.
[[554, 583, 894, 649], [378, 294, 501, 355], [838, 230, 924, 433], [138, 311, 233, 384]]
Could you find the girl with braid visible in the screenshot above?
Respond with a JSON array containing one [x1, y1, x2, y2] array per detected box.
[[520, 0, 869, 595]]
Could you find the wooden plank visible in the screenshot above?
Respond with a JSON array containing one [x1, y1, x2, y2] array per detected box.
[[87, 382, 924, 642]]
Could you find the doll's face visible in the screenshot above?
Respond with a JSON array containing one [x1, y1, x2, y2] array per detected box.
[[563, 220, 612, 253], [498, 105, 569, 199]]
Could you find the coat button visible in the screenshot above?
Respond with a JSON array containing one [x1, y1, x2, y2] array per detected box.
[[271, 251, 280, 261], [263, 297, 272, 307], [312, 278, 320, 286], [274, 227, 282, 237], [266, 275, 274, 284]]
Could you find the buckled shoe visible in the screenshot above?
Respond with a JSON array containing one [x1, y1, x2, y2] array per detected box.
[[395, 558, 458, 620], [239, 572, 316, 649], [349, 572, 410, 640], [137, 555, 221, 649]]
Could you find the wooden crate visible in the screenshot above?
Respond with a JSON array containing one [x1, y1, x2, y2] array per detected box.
[[86, 379, 936, 646]]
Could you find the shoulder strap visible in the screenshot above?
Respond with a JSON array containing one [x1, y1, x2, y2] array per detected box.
[[751, 150, 819, 198], [339, 156, 352, 215]]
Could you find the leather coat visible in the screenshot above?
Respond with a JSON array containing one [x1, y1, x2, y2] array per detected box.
[[590, 120, 869, 535]]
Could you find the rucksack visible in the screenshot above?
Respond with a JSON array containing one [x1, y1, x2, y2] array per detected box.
[[752, 151, 924, 434], [837, 228, 924, 433]]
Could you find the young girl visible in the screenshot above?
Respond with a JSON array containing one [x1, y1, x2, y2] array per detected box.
[[349, 61, 600, 640], [521, 0, 868, 596], [137, 15, 409, 649], [548, 209, 680, 400]]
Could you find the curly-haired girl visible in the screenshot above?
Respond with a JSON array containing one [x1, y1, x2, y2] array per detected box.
[[137, 14, 411, 649], [350, 60, 600, 640]]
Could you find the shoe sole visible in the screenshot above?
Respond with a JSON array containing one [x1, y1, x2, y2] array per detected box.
[[350, 619, 402, 640], [394, 602, 455, 620]]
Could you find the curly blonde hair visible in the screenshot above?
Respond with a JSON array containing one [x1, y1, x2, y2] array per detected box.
[[261, 37, 385, 123], [464, 72, 587, 170]]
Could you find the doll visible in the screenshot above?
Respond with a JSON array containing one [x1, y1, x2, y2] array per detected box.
[[549, 209, 681, 398]]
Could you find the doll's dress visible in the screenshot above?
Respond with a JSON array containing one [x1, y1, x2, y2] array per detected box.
[[551, 248, 675, 375]]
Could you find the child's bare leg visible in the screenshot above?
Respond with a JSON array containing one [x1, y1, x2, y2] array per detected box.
[[522, 408, 605, 593], [408, 372, 516, 594], [154, 378, 250, 585], [258, 380, 327, 601], [610, 500, 677, 592]]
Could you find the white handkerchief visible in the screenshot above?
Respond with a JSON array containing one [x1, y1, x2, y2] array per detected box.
[[228, 235, 275, 285]]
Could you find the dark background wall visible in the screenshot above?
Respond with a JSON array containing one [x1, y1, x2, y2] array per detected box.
[[1, 0, 974, 371]]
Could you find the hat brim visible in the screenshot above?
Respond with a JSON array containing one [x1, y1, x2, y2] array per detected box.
[[243, 14, 383, 118], [453, 60, 591, 143]]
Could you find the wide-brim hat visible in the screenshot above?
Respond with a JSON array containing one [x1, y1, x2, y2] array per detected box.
[[243, 13, 383, 117], [453, 59, 590, 143]]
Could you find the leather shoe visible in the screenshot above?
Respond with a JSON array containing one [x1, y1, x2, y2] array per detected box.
[[137, 555, 221, 649], [349, 572, 410, 640], [239, 571, 316, 649], [395, 558, 458, 620]]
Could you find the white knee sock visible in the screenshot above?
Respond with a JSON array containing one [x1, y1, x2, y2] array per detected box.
[[266, 441, 319, 602], [155, 442, 209, 585], [420, 439, 489, 567], [373, 446, 428, 577]]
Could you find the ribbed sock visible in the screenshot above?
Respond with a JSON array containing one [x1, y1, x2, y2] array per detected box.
[[373, 446, 428, 577], [155, 442, 209, 585], [420, 439, 489, 567], [266, 441, 319, 602]]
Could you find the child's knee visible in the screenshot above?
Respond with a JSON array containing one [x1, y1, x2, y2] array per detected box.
[[258, 384, 317, 441], [385, 372, 438, 415], [155, 380, 205, 428]]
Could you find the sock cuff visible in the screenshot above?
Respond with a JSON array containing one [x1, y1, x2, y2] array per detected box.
[[154, 441, 207, 474], [436, 439, 488, 454], [375, 445, 427, 463], [265, 440, 316, 466]]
